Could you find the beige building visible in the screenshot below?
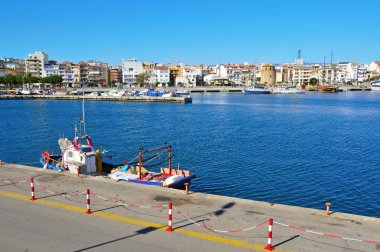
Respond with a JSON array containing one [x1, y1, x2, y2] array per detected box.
[[261, 64, 276, 86], [108, 66, 122, 84], [368, 61, 380, 77], [25, 51, 48, 77]]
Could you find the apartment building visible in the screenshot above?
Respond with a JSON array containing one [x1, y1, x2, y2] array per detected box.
[[122, 59, 143, 84], [108, 66, 122, 84], [25, 51, 48, 77], [368, 61, 380, 78], [145, 66, 170, 86], [346, 63, 368, 83], [223, 63, 255, 85], [183, 66, 201, 86], [292, 65, 312, 85]]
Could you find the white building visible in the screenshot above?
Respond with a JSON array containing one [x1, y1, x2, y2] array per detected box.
[[346, 63, 368, 83], [204, 65, 229, 85], [25, 51, 48, 77], [183, 67, 202, 87], [146, 66, 170, 86], [122, 59, 143, 84], [43, 63, 60, 77]]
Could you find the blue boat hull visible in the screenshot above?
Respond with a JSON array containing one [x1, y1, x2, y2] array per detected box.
[[126, 174, 195, 189], [39, 157, 63, 171], [244, 90, 271, 94]]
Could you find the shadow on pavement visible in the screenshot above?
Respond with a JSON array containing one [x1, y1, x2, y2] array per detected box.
[[73, 226, 159, 252]]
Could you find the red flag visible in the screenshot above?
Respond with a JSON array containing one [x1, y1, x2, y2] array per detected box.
[[108, 156, 113, 160]]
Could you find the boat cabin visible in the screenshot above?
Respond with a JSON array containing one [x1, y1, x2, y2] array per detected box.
[[61, 135, 97, 175]]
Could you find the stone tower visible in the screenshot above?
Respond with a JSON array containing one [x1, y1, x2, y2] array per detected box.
[[261, 64, 276, 87]]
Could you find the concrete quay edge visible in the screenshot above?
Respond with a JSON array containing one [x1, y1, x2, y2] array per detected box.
[[1, 162, 378, 225]]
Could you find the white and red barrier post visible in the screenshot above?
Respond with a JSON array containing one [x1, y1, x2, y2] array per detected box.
[[264, 218, 275, 251], [166, 202, 173, 232], [85, 189, 92, 214], [30, 177, 36, 201]]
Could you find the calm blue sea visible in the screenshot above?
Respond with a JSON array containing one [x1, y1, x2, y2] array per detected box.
[[1, 92, 379, 217]]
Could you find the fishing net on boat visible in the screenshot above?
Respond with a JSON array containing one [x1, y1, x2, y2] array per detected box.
[[58, 138, 73, 153]]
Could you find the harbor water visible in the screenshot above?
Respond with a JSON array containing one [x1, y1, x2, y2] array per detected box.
[[0, 92, 379, 217]]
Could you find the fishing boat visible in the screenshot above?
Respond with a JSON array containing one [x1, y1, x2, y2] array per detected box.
[[307, 85, 317, 91], [109, 144, 195, 189], [175, 90, 190, 96], [317, 85, 336, 93], [39, 120, 117, 174], [39, 91, 117, 174], [272, 86, 306, 94], [371, 81, 380, 91], [244, 86, 271, 94]]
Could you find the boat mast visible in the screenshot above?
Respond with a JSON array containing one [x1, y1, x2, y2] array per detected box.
[[298, 49, 301, 87], [82, 83, 86, 134], [330, 50, 333, 85], [323, 56, 326, 85]]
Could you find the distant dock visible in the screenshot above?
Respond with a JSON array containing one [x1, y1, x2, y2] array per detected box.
[[0, 94, 192, 103]]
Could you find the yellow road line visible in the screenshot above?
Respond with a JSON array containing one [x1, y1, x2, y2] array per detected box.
[[0, 190, 288, 251]]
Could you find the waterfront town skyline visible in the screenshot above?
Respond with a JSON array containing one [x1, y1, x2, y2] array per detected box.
[[1, 0, 379, 65], [1, 50, 380, 87]]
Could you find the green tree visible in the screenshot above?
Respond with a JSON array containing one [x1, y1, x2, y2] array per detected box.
[[0, 76, 4, 84], [50, 75, 62, 84], [197, 79, 205, 86], [135, 73, 148, 87], [310, 78, 319, 85]]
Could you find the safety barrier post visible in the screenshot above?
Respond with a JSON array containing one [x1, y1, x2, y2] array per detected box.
[[166, 202, 173, 232], [85, 189, 92, 214], [264, 219, 275, 251], [30, 177, 36, 201], [326, 202, 331, 216]]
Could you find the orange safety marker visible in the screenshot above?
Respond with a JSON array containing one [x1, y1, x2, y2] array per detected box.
[[85, 189, 92, 214], [166, 202, 173, 232], [264, 219, 275, 251], [326, 202, 331, 216], [184, 183, 189, 194], [30, 177, 36, 201]]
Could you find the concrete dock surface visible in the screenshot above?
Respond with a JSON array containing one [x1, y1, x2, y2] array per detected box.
[[0, 163, 379, 252]]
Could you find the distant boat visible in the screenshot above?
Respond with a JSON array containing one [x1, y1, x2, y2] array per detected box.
[[317, 85, 336, 93], [244, 86, 271, 94], [307, 85, 317, 91], [371, 81, 380, 91], [272, 86, 306, 94], [175, 90, 190, 96]]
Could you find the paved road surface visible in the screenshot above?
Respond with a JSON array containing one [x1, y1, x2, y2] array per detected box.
[[0, 164, 379, 252]]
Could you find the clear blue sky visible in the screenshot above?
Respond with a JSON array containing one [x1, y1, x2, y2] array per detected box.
[[0, 0, 379, 65]]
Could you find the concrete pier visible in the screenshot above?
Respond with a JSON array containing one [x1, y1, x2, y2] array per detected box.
[[0, 94, 192, 103], [0, 163, 379, 251]]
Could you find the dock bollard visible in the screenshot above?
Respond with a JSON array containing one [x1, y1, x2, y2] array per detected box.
[[184, 183, 189, 194], [326, 202, 331, 216], [30, 178, 36, 201], [264, 219, 275, 251], [85, 189, 92, 214], [166, 202, 173, 232]]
